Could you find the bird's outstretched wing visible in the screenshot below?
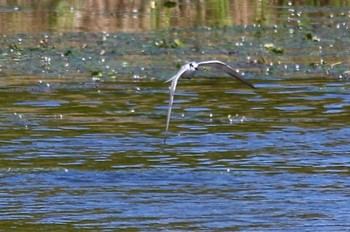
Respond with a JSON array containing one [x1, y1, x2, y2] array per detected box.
[[164, 64, 189, 143], [197, 60, 255, 89]]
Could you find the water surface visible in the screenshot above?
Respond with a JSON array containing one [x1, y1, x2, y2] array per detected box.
[[1, 0, 350, 231]]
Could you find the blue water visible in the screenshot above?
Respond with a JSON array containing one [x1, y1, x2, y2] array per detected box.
[[1, 169, 349, 230], [1, 0, 350, 231], [1, 76, 349, 230]]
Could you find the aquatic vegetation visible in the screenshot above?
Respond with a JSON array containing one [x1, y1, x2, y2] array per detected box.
[[263, 43, 284, 54], [305, 32, 321, 42], [1, 1, 350, 231], [154, 38, 184, 49]]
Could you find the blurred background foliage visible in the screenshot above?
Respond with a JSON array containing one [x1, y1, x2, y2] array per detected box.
[[1, 0, 349, 34]]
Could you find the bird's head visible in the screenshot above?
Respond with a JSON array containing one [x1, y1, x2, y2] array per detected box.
[[188, 62, 199, 71]]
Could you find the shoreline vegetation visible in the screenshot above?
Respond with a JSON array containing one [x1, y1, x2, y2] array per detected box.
[[1, 0, 350, 34]]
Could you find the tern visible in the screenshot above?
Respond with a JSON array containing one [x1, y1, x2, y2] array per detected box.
[[164, 60, 256, 143]]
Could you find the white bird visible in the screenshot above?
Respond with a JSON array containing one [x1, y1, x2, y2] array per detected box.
[[164, 60, 256, 143]]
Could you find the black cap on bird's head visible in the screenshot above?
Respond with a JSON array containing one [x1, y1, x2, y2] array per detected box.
[[189, 62, 199, 70]]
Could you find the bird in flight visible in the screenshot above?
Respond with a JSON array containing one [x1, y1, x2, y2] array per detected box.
[[164, 60, 256, 143]]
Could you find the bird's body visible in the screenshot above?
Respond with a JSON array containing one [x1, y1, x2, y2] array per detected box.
[[164, 60, 256, 142]]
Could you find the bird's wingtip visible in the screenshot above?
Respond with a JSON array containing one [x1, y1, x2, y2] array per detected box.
[[165, 76, 176, 83]]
